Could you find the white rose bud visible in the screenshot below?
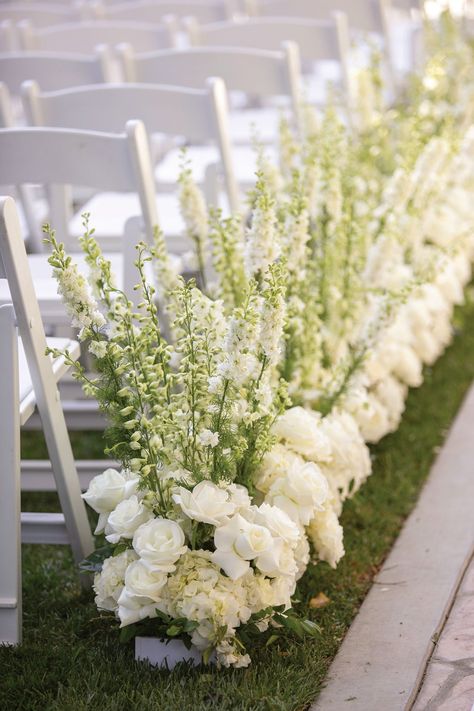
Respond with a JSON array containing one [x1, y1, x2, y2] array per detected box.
[[82, 468, 139, 534]]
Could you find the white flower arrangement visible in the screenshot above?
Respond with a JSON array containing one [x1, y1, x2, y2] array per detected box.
[[44, 12, 474, 670]]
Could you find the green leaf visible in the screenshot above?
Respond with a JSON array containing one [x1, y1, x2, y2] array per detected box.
[[119, 625, 139, 644], [265, 634, 279, 647], [166, 625, 181, 637], [300, 620, 321, 637], [79, 544, 115, 572]]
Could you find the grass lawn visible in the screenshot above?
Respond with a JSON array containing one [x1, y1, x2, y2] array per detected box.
[[2, 289, 474, 711]]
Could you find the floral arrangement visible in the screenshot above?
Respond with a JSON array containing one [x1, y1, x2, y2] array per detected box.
[[45, 12, 474, 668]]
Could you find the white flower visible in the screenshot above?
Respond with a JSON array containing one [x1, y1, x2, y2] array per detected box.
[[117, 589, 161, 627], [253, 503, 300, 547], [255, 444, 305, 494], [198, 429, 219, 448], [212, 514, 274, 580], [308, 507, 345, 569], [105, 495, 153, 544], [266, 461, 330, 526], [318, 411, 372, 501], [172, 481, 236, 526], [272, 406, 332, 462], [88, 340, 108, 358], [123, 559, 168, 602], [93, 549, 137, 613], [132, 518, 187, 573], [82, 468, 139, 534], [254, 538, 298, 579]]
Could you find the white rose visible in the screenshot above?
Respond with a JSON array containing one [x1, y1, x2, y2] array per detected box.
[[372, 375, 407, 432], [82, 468, 139, 514], [253, 503, 300, 546], [123, 559, 168, 601], [212, 514, 273, 580], [133, 518, 187, 573], [105, 495, 153, 544], [255, 538, 298, 579], [308, 507, 345, 569], [93, 549, 137, 613], [266, 461, 329, 526], [272, 406, 332, 462], [117, 589, 161, 628], [172, 480, 236, 526], [255, 444, 305, 494], [345, 387, 390, 444]]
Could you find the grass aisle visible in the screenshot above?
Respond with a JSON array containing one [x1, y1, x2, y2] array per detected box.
[[2, 290, 474, 711]]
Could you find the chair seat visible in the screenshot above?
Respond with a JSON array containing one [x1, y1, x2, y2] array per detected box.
[[69, 192, 190, 250], [19, 336, 80, 426], [156, 144, 278, 189], [0, 253, 122, 325], [0, 250, 185, 326], [228, 107, 283, 145]]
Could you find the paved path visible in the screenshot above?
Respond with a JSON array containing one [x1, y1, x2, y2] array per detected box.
[[412, 555, 474, 711], [311, 385, 474, 711]]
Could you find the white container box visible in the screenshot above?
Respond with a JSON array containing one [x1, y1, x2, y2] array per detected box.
[[135, 636, 213, 669]]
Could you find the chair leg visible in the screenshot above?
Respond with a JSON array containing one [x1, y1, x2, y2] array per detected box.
[[0, 305, 22, 645]]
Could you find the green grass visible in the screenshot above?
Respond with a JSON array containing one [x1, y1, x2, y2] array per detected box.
[[2, 290, 474, 711]]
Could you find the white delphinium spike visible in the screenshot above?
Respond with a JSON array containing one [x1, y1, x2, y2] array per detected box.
[[244, 174, 280, 279]]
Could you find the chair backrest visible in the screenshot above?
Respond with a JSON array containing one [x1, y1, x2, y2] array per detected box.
[[19, 19, 178, 54], [0, 121, 159, 245], [0, 3, 86, 29], [97, 0, 231, 23], [186, 15, 348, 62], [185, 15, 351, 99], [22, 79, 240, 211], [118, 43, 302, 120], [245, 0, 390, 36], [0, 49, 114, 94]]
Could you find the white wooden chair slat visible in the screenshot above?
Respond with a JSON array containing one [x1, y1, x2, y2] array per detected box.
[[0, 4, 86, 29], [0, 49, 114, 94], [21, 459, 118, 492], [97, 0, 230, 23], [19, 336, 81, 425], [21, 513, 69, 545], [0, 303, 21, 645], [19, 19, 178, 54]]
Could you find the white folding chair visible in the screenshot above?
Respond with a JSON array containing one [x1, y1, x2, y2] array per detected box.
[[18, 19, 178, 54], [0, 49, 114, 94], [0, 3, 94, 29], [21, 79, 240, 219], [96, 0, 232, 23], [185, 15, 352, 108], [118, 43, 302, 145], [0, 121, 159, 325], [244, 0, 396, 88], [117, 42, 302, 187], [0, 195, 93, 646]]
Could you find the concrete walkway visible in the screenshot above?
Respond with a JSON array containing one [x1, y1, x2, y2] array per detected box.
[[311, 385, 474, 711]]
